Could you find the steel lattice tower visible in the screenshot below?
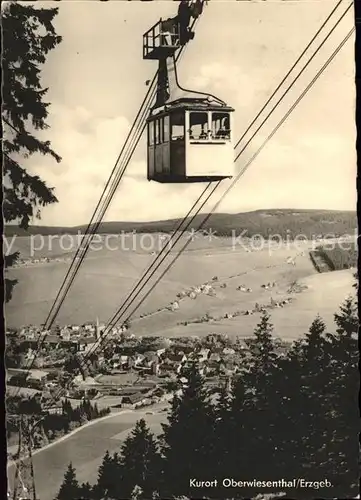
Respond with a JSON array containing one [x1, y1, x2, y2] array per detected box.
[[11, 416, 37, 500]]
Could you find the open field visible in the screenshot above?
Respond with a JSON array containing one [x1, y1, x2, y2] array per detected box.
[[194, 268, 355, 340], [7, 405, 168, 500], [5, 235, 355, 338]]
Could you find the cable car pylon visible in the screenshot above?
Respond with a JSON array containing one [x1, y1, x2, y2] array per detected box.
[[10, 416, 37, 500]]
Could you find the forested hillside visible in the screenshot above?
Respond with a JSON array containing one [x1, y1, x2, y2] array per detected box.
[[5, 209, 357, 239]]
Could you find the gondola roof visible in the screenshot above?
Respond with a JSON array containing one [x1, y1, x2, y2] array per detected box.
[[148, 97, 234, 120]]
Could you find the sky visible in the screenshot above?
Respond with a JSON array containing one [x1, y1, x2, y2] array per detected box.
[[20, 0, 356, 225]]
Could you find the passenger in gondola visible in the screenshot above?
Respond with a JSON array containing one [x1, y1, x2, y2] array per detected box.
[[199, 125, 208, 139], [215, 128, 224, 139], [223, 116, 230, 139], [216, 117, 230, 139]]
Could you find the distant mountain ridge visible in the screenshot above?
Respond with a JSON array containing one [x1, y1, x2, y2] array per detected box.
[[5, 209, 357, 239]]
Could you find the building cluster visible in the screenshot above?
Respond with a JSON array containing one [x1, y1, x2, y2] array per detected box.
[[6, 329, 256, 408], [139, 281, 219, 319], [72, 334, 252, 409], [6, 321, 127, 391], [178, 294, 295, 326], [175, 281, 217, 300], [103, 339, 242, 378], [7, 322, 291, 415], [9, 321, 127, 363], [12, 256, 73, 267]]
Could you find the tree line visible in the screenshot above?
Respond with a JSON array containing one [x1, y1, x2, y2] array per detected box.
[[5, 210, 357, 241], [315, 245, 358, 272], [56, 295, 359, 500]]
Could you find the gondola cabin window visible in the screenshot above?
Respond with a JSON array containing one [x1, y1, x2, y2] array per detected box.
[[148, 121, 154, 146], [212, 112, 231, 140], [148, 116, 170, 145], [155, 118, 161, 144], [164, 115, 170, 142], [189, 111, 209, 140], [171, 112, 185, 141]]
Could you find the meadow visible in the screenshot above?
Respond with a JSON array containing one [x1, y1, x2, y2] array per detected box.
[[5, 233, 355, 339], [7, 406, 167, 500]]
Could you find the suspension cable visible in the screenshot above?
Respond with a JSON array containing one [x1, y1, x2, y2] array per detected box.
[[74, 182, 220, 362], [234, 0, 345, 150], [42, 6, 207, 330], [97, 24, 356, 352], [11, 87, 155, 398], [17, 0, 344, 388], [72, 2, 353, 370], [44, 181, 219, 408], [42, 84, 156, 329], [235, 1, 353, 160], [13, 5, 208, 399], [44, 24, 354, 412]]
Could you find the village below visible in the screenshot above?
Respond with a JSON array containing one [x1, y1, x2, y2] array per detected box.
[[6, 312, 291, 451]]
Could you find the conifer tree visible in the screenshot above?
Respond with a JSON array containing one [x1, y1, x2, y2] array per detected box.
[[213, 380, 232, 481], [276, 310, 358, 498], [276, 315, 330, 489], [239, 313, 281, 482], [245, 311, 278, 372], [62, 398, 73, 418], [119, 419, 161, 499], [95, 450, 121, 499], [79, 482, 94, 499], [56, 463, 81, 500], [333, 295, 358, 340], [324, 297, 359, 495], [213, 376, 257, 498], [2, 2, 62, 301], [160, 363, 215, 499]]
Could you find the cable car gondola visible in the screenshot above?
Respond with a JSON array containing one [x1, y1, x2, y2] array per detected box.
[[143, 3, 235, 183]]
